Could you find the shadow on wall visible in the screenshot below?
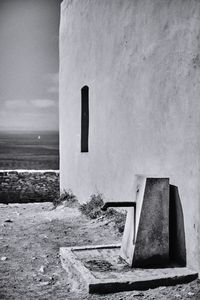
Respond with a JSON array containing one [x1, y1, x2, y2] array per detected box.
[[169, 185, 186, 267]]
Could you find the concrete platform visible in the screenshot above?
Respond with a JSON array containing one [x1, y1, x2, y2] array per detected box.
[[60, 245, 198, 294]]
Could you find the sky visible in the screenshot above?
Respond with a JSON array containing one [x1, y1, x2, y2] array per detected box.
[[0, 0, 62, 131]]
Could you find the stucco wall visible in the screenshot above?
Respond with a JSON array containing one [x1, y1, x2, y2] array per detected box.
[[0, 170, 59, 203], [59, 0, 200, 270]]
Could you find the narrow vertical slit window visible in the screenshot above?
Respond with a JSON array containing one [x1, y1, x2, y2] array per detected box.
[[81, 86, 89, 152]]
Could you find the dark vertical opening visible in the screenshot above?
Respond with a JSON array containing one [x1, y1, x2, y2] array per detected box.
[[81, 86, 89, 152]]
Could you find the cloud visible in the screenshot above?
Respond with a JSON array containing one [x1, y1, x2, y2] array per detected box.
[[5, 100, 30, 109], [44, 72, 59, 95], [4, 98, 57, 110], [47, 86, 59, 94], [1, 96, 58, 131], [0, 110, 58, 131], [30, 99, 56, 108]]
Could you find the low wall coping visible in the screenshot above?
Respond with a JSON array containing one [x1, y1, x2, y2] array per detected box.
[[0, 169, 60, 173]]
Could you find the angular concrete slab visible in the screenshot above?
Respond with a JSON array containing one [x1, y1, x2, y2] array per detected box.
[[60, 245, 198, 294], [134, 176, 169, 267], [121, 176, 169, 267]]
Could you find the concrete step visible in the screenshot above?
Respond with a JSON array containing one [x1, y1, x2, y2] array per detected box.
[[60, 244, 198, 294]]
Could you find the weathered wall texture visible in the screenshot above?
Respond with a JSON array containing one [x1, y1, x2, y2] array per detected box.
[[0, 171, 59, 203], [60, 0, 200, 270]]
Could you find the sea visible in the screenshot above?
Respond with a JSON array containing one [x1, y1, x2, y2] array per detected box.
[[0, 131, 59, 170]]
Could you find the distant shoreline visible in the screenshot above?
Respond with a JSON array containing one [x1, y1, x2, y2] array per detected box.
[[0, 130, 59, 134], [0, 131, 59, 170]]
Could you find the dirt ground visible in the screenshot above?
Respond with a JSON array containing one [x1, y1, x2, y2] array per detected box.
[[0, 203, 200, 300]]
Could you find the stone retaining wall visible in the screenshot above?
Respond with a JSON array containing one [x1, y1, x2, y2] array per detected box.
[[0, 170, 59, 203]]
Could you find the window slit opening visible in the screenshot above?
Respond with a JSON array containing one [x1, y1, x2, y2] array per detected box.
[[81, 86, 89, 152]]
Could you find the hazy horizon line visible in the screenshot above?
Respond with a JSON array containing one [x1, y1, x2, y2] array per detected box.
[[0, 129, 59, 133]]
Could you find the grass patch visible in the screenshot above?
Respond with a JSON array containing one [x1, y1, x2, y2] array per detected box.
[[79, 193, 104, 219], [79, 193, 126, 233], [53, 189, 78, 208]]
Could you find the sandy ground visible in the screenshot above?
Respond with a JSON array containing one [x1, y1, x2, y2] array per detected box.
[[0, 203, 200, 300]]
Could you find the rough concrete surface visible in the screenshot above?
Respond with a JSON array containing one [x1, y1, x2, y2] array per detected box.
[[60, 245, 197, 294], [133, 177, 169, 267]]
